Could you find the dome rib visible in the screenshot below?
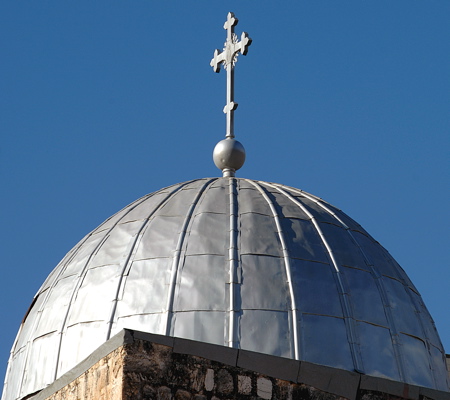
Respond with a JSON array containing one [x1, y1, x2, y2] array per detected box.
[[165, 179, 216, 336], [247, 180, 299, 360], [43, 228, 117, 383], [297, 189, 407, 382], [3, 178, 448, 400], [400, 279, 438, 388], [227, 177, 239, 348], [12, 235, 90, 393], [10, 187, 170, 397], [56, 180, 193, 380], [285, 184, 441, 386], [107, 180, 200, 341], [268, 182, 364, 373]]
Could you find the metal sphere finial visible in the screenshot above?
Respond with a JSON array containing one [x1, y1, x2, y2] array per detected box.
[[213, 138, 246, 177]]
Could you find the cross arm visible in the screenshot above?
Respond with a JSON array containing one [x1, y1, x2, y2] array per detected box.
[[240, 32, 252, 55], [210, 49, 226, 73]]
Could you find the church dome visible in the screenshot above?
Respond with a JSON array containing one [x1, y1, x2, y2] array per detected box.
[[2, 177, 448, 400]]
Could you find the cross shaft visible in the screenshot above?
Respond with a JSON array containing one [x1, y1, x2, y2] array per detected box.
[[210, 12, 252, 139]]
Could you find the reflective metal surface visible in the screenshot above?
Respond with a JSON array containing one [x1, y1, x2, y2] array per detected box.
[[213, 138, 246, 176], [2, 178, 449, 400]]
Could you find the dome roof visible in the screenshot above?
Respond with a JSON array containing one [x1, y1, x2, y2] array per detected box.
[[2, 178, 448, 400]]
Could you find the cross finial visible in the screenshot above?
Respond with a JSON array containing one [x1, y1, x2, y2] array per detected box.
[[210, 12, 252, 139]]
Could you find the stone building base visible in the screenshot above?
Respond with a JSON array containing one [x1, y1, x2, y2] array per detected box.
[[28, 330, 449, 400]]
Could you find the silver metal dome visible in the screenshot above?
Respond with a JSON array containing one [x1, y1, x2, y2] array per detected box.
[[2, 178, 448, 400]]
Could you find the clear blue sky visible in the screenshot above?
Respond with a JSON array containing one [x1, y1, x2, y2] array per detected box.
[[1, 1, 449, 386]]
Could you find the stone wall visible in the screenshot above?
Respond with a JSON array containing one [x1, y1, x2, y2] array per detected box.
[[36, 330, 449, 400], [45, 339, 351, 400], [122, 339, 336, 400], [44, 346, 125, 400]]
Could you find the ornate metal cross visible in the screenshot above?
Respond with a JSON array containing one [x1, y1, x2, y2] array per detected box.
[[210, 12, 252, 139]]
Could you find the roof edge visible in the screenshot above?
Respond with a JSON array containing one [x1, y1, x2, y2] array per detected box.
[[27, 329, 450, 400]]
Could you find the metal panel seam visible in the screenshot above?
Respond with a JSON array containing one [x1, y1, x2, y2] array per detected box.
[[54, 180, 199, 381], [8, 232, 92, 400], [106, 180, 203, 340], [402, 284, 440, 389], [247, 180, 299, 360], [282, 185, 408, 382], [227, 177, 239, 348], [267, 182, 363, 372], [164, 178, 216, 336], [14, 190, 160, 396]]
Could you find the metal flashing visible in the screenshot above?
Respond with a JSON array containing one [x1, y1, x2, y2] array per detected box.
[[237, 350, 300, 382], [26, 330, 450, 400], [173, 337, 238, 367], [420, 386, 450, 400], [298, 361, 360, 400], [131, 330, 175, 348]]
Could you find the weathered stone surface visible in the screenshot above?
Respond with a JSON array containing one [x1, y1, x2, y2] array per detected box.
[[175, 389, 192, 400], [157, 386, 172, 400], [216, 369, 233, 394], [238, 375, 252, 395], [142, 384, 155, 398], [44, 335, 450, 400], [45, 347, 125, 400], [275, 380, 294, 400], [205, 368, 214, 391], [258, 376, 273, 399], [360, 390, 407, 400], [189, 368, 204, 392]]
